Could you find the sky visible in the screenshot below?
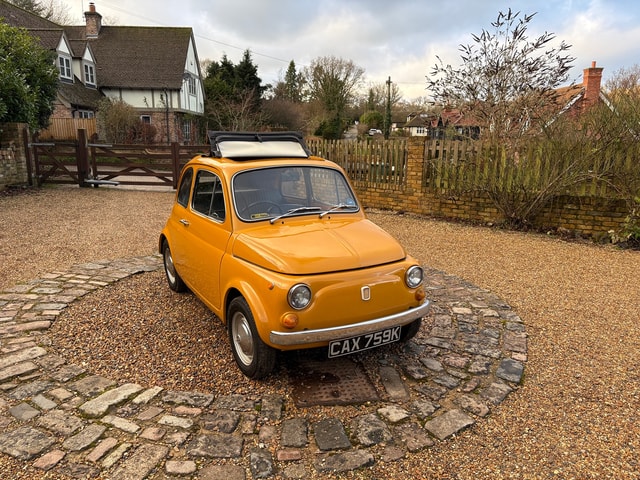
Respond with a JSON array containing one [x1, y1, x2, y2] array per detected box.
[[58, 0, 640, 101]]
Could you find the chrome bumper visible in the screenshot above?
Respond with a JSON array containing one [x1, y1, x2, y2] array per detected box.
[[269, 300, 430, 346]]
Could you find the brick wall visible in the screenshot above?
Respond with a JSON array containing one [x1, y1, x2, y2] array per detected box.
[[0, 123, 29, 190]]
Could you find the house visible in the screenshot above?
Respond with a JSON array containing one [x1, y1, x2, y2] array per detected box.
[[0, 1, 103, 125], [396, 62, 606, 140], [0, 1, 205, 143], [554, 61, 606, 116], [399, 110, 480, 139]]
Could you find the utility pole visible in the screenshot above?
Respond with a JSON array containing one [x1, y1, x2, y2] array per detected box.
[[384, 76, 392, 139]]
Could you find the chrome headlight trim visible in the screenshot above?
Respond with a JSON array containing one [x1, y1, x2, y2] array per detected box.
[[288, 283, 312, 310], [405, 265, 424, 288]]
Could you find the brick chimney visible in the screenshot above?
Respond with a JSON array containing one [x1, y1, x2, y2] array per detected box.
[[583, 61, 603, 107], [85, 2, 102, 38]]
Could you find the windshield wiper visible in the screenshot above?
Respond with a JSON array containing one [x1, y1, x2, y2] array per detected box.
[[270, 206, 322, 224], [319, 203, 358, 218]]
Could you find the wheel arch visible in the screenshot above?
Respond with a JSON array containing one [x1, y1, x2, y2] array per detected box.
[[159, 233, 168, 254], [223, 282, 272, 345]]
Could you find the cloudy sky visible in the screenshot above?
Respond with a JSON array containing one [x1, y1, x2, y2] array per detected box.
[[59, 0, 640, 101]]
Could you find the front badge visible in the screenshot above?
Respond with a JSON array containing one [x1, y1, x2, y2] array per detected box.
[[361, 285, 371, 301]]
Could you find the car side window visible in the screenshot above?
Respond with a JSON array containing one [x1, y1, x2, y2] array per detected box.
[[177, 167, 193, 208], [192, 170, 226, 221]]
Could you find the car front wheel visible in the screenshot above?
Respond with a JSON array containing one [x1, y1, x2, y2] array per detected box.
[[162, 241, 187, 292], [228, 297, 276, 379]]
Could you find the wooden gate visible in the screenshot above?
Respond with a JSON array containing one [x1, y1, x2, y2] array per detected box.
[[25, 129, 207, 189]]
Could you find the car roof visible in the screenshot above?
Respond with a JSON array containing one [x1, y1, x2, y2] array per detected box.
[[186, 131, 339, 177], [207, 131, 312, 160]]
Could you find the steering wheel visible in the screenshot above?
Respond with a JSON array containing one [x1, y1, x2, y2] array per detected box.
[[241, 201, 283, 217]]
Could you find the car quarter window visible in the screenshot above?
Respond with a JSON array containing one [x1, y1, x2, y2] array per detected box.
[[192, 170, 226, 221], [177, 167, 194, 207]]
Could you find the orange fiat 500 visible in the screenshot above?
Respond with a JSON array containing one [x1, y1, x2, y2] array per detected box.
[[159, 132, 430, 379]]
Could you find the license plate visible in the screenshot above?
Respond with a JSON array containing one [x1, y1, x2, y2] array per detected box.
[[328, 326, 401, 358]]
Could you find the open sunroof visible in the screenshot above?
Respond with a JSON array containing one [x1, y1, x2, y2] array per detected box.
[[208, 131, 311, 159]]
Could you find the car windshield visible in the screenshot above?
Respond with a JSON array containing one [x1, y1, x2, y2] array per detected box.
[[233, 166, 358, 222]]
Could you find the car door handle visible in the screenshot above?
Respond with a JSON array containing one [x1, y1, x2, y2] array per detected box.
[[179, 219, 190, 226]]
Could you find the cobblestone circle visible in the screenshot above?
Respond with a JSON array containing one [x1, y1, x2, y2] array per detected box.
[[0, 256, 527, 479]]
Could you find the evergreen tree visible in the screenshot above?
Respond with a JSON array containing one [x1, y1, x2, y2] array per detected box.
[[283, 60, 303, 103], [0, 22, 58, 130]]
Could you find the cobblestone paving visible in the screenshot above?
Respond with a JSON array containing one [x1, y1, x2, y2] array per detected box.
[[0, 256, 527, 479]]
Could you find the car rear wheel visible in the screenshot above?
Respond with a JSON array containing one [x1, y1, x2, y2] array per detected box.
[[228, 297, 276, 379], [400, 318, 422, 342], [162, 241, 187, 293]]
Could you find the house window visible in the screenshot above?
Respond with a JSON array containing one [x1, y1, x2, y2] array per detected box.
[[182, 119, 192, 143], [417, 126, 425, 134], [188, 77, 196, 96], [76, 110, 94, 119], [141, 115, 151, 124], [84, 64, 96, 86], [58, 55, 72, 80]]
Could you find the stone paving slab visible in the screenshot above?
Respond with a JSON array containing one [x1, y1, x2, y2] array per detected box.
[[0, 255, 527, 478]]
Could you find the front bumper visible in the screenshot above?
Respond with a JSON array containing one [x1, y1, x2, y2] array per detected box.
[[269, 300, 430, 346]]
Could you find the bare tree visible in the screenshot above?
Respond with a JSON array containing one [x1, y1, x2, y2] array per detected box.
[[7, 0, 72, 24], [206, 89, 267, 132], [595, 65, 640, 245], [427, 9, 574, 143], [303, 56, 364, 138]]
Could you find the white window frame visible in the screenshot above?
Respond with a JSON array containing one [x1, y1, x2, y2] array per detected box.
[[58, 55, 72, 80], [76, 110, 94, 119], [188, 77, 196, 96], [84, 63, 96, 86]]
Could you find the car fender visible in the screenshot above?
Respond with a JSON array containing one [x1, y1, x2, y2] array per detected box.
[[220, 260, 274, 344]]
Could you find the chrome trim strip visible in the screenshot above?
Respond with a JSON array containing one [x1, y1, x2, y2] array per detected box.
[[269, 300, 430, 346]]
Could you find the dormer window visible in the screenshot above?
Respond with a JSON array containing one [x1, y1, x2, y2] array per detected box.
[[84, 63, 96, 86], [58, 55, 72, 81]]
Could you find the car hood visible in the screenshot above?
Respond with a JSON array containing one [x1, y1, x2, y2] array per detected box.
[[233, 218, 406, 274]]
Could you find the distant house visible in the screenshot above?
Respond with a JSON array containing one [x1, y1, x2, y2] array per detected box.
[[0, 1, 205, 143], [554, 61, 607, 116], [398, 110, 480, 139], [394, 62, 607, 141]]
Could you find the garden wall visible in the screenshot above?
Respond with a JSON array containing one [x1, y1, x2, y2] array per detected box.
[[0, 123, 29, 190]]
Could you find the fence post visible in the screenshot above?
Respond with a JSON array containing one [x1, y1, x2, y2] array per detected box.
[[406, 137, 426, 195], [21, 127, 34, 187], [76, 129, 89, 187], [171, 142, 180, 189]]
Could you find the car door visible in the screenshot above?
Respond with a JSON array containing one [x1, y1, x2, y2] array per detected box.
[[174, 167, 232, 312]]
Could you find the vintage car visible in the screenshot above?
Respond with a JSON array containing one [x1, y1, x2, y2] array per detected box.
[[159, 131, 430, 379]]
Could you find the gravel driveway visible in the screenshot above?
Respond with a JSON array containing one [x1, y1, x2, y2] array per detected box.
[[1, 185, 639, 479]]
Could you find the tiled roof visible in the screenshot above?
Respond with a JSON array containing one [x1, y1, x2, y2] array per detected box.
[[0, 0, 58, 29], [65, 26, 193, 90], [58, 80, 103, 109], [26, 28, 63, 50]]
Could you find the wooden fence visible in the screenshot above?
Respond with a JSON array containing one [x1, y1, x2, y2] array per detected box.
[[38, 118, 97, 141], [421, 139, 632, 199], [306, 138, 407, 188]]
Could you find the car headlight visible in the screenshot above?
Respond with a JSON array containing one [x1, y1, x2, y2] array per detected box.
[[405, 265, 424, 288], [288, 284, 312, 310]]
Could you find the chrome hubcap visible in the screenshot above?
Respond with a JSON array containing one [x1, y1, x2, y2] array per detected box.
[[232, 312, 254, 365], [164, 249, 176, 284]]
